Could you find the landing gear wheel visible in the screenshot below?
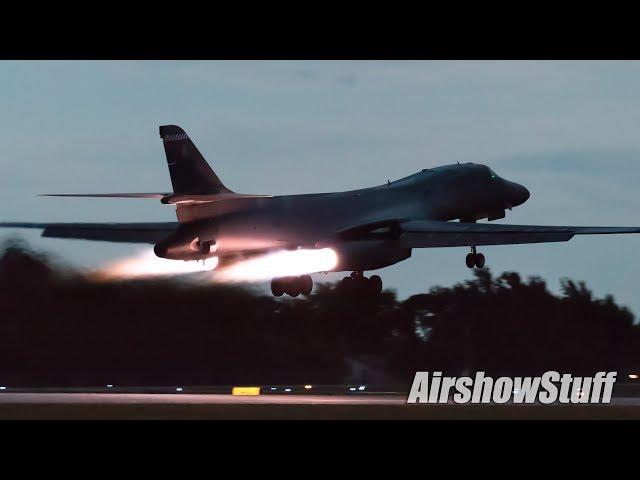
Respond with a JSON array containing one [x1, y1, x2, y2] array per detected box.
[[339, 276, 354, 293], [369, 275, 383, 295], [465, 253, 475, 268], [355, 277, 370, 295], [286, 282, 301, 297], [300, 274, 313, 295], [475, 253, 485, 269], [271, 278, 284, 297]]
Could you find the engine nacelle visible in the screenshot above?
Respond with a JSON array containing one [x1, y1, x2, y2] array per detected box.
[[331, 241, 411, 272], [154, 236, 217, 260], [189, 238, 216, 255]]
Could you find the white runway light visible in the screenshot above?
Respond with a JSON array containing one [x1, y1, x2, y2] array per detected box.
[[92, 249, 218, 280], [216, 248, 337, 282]]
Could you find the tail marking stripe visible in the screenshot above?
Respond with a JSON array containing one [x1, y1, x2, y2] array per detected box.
[[163, 133, 189, 142]]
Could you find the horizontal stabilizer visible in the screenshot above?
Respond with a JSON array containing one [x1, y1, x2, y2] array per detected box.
[[39, 193, 170, 199]]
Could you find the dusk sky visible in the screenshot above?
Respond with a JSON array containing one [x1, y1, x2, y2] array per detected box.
[[2, 61, 640, 313]]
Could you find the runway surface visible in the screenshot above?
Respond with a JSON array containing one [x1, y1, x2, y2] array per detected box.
[[0, 393, 405, 405], [2, 393, 640, 419]]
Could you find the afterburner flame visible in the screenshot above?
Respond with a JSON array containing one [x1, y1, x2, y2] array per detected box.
[[92, 249, 218, 280], [216, 248, 338, 282], [89, 247, 337, 284]]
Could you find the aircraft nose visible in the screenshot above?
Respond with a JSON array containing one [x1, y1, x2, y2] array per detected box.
[[519, 184, 530, 203], [505, 181, 530, 207]]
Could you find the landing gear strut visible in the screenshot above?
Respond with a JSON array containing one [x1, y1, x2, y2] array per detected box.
[[338, 271, 383, 295], [465, 246, 485, 269], [271, 275, 313, 297]]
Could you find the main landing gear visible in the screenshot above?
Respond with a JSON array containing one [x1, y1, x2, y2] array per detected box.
[[271, 275, 313, 297], [338, 271, 383, 296], [270, 271, 384, 297], [465, 246, 485, 269]]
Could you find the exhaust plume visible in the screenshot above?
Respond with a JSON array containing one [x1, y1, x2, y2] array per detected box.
[[215, 248, 338, 282], [91, 249, 217, 281]]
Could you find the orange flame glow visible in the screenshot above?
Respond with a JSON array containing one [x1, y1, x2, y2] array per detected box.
[[91, 249, 218, 281], [215, 248, 338, 282], [90, 247, 337, 284]]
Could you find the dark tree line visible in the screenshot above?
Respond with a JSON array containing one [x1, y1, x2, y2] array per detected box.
[[0, 241, 638, 387]]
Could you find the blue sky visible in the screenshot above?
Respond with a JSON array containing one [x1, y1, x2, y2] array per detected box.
[[1, 61, 640, 313]]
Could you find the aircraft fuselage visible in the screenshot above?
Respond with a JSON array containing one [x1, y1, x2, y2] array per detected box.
[[155, 163, 530, 271]]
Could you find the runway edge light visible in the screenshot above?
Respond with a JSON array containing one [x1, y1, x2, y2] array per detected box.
[[232, 386, 261, 396]]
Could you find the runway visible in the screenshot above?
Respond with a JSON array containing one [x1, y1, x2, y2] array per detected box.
[[2, 392, 640, 419], [0, 393, 406, 405]]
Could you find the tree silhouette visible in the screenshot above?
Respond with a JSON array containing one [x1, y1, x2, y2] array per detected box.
[[0, 242, 638, 387]]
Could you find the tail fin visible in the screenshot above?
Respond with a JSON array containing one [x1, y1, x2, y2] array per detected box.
[[159, 125, 232, 195]]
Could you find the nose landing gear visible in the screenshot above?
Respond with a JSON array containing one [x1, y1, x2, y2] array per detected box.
[[465, 246, 485, 269], [271, 274, 313, 297]]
